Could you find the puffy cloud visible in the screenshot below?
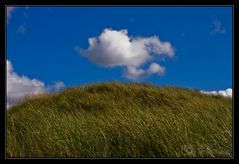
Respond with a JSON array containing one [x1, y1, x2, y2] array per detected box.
[[124, 63, 165, 80], [148, 63, 165, 75], [7, 60, 46, 108], [7, 60, 65, 108], [124, 66, 147, 80], [7, 7, 16, 23], [218, 88, 232, 97], [76, 28, 174, 80], [200, 88, 232, 97]]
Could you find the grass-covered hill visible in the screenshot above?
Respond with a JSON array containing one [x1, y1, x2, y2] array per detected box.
[[7, 82, 232, 158]]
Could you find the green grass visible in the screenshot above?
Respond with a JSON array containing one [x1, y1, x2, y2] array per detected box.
[[7, 82, 232, 158]]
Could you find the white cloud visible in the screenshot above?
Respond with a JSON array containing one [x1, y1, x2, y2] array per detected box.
[[47, 81, 65, 93], [200, 88, 232, 97], [7, 7, 16, 23], [211, 18, 226, 35], [7, 60, 65, 108], [7, 60, 46, 108], [124, 63, 165, 80], [148, 63, 165, 74], [76, 28, 174, 80], [124, 66, 147, 80]]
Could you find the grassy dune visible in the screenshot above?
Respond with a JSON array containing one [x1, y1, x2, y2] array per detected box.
[[7, 82, 232, 158]]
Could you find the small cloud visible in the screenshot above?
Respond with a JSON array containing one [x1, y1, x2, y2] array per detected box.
[[148, 62, 165, 75], [210, 18, 226, 35], [200, 88, 232, 97], [124, 63, 165, 80], [16, 24, 27, 34], [76, 28, 174, 80], [47, 81, 65, 93]]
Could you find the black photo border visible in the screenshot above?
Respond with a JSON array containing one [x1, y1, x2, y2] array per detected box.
[[0, 0, 238, 160]]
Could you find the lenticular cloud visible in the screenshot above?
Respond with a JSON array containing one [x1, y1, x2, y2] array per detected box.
[[76, 28, 174, 80]]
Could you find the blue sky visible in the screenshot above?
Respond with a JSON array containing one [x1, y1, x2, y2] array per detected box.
[[7, 6, 232, 93]]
